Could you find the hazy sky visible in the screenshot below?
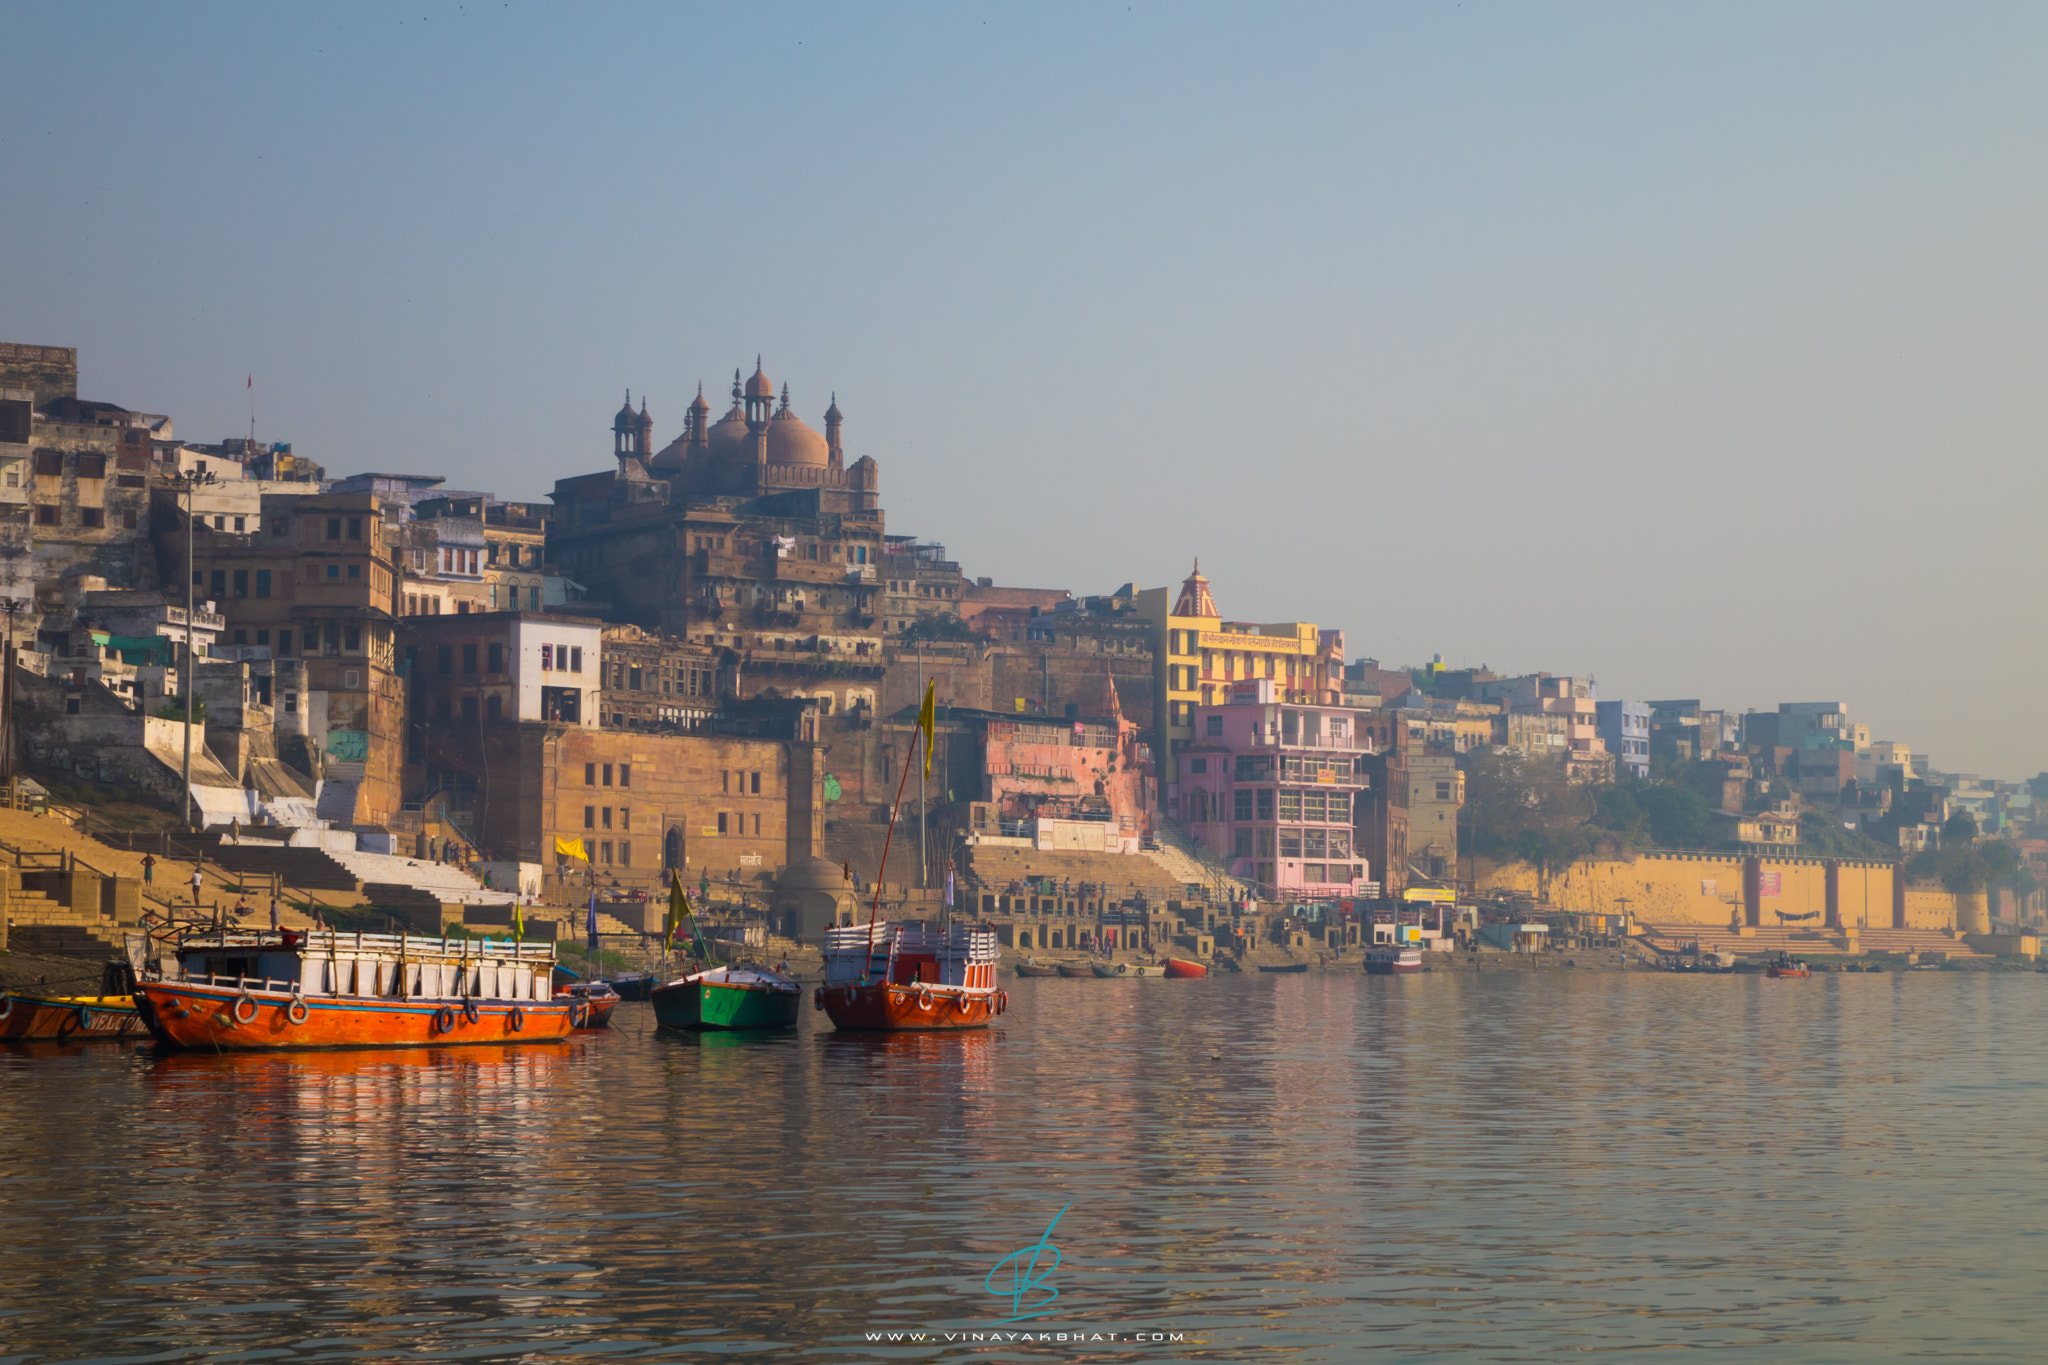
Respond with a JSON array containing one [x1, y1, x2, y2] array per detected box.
[[5, 3, 2044, 777]]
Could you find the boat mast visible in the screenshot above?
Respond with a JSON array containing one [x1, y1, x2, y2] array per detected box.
[[861, 706, 928, 981]]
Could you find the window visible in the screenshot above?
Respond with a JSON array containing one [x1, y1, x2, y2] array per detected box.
[[486, 695, 502, 722], [461, 643, 477, 674], [347, 563, 360, 579], [255, 630, 268, 645], [283, 690, 297, 714], [326, 518, 341, 541], [232, 629, 247, 645], [619, 841, 630, 867], [80, 507, 104, 528], [628, 666, 642, 690], [751, 771, 761, 795], [210, 570, 226, 598], [1435, 780, 1452, 801], [1328, 792, 1350, 822], [717, 811, 728, 834], [33, 451, 61, 477], [344, 626, 360, 652], [1233, 828, 1254, 858], [1328, 831, 1351, 859], [1205, 715, 1223, 738], [541, 644, 553, 670], [1279, 791, 1301, 821], [584, 806, 595, 829], [569, 647, 582, 672], [277, 630, 292, 656], [1189, 758, 1206, 774], [619, 764, 631, 788], [488, 642, 503, 673], [0, 400, 27, 444], [1233, 789, 1254, 821], [233, 516, 245, 533], [255, 569, 271, 598], [1256, 788, 1275, 820], [619, 807, 630, 830], [34, 505, 55, 525], [122, 509, 137, 529], [461, 696, 478, 723], [77, 453, 106, 479], [1303, 828, 1327, 858], [1303, 792, 1326, 822], [437, 644, 453, 673], [602, 763, 613, 786], [601, 807, 612, 830], [528, 586, 540, 610], [345, 517, 359, 541], [600, 841, 613, 865], [753, 814, 761, 835], [721, 771, 729, 793], [233, 570, 248, 598], [1279, 829, 1303, 858], [326, 564, 340, 579]]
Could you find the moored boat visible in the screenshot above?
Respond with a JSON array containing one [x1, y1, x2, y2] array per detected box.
[[818, 923, 1005, 1031], [1125, 963, 1167, 977], [0, 990, 147, 1041], [651, 965, 801, 1031], [558, 979, 621, 1029], [1258, 962, 1309, 974], [1013, 961, 1060, 978], [604, 973, 657, 1001], [135, 927, 573, 1051], [1163, 958, 1209, 979], [1364, 947, 1423, 976], [1056, 963, 1095, 978], [1089, 960, 1126, 978]]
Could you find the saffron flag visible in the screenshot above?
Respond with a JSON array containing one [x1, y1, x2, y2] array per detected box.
[[667, 873, 687, 944], [918, 680, 936, 779], [512, 900, 524, 942], [555, 836, 589, 862]]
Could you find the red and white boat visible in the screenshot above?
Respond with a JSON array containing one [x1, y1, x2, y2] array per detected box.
[[136, 927, 575, 1050], [816, 923, 1006, 1031], [1364, 946, 1423, 976], [1162, 957, 1209, 979]]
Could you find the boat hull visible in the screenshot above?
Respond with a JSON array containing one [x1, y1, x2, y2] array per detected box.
[[650, 979, 799, 1031], [573, 997, 619, 1029], [1364, 949, 1422, 975], [1055, 964, 1094, 978], [605, 975, 656, 1001], [137, 982, 574, 1050], [1766, 966, 1811, 979], [819, 980, 1003, 1031], [0, 993, 147, 1042], [1163, 959, 1209, 979], [1013, 964, 1059, 977], [1258, 963, 1310, 974]]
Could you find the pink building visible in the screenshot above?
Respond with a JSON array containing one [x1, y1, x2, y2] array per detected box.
[[1179, 679, 1375, 900], [966, 670, 1156, 848]]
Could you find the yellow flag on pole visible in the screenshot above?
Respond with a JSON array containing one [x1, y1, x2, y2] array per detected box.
[[918, 680, 936, 779], [554, 836, 589, 862], [512, 900, 525, 941]]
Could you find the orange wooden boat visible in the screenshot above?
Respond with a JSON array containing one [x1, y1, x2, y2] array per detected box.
[[1163, 958, 1209, 979], [817, 923, 1005, 1031], [1766, 965, 1811, 979], [0, 991, 148, 1041], [558, 980, 620, 1029], [136, 927, 574, 1050]]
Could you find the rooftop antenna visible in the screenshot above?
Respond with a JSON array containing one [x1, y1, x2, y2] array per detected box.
[[247, 372, 256, 452]]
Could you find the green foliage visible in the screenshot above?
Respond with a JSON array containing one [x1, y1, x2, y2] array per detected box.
[[1460, 749, 1595, 872], [1941, 810, 1980, 846], [154, 696, 208, 724], [900, 614, 979, 643], [1796, 811, 1897, 861], [1907, 833, 2023, 896]]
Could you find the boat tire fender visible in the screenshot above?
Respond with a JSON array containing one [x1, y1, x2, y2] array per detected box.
[[286, 998, 310, 1026], [231, 994, 259, 1026], [462, 997, 481, 1025], [508, 1006, 525, 1033], [570, 1002, 588, 1029], [812, 987, 826, 1012], [77, 1005, 94, 1030], [996, 990, 1008, 1015], [916, 988, 935, 1012], [955, 993, 973, 1015], [0, 994, 13, 1021], [434, 1005, 457, 1034]]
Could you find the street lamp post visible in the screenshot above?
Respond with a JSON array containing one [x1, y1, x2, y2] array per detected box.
[[170, 471, 218, 829]]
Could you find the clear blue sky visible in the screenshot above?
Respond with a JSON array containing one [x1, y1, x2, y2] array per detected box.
[[5, 2, 2044, 777]]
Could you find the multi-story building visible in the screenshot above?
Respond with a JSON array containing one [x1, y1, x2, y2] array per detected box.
[[1137, 562, 1343, 801], [597, 623, 727, 730], [1, 342, 163, 588], [401, 610, 603, 736], [879, 537, 967, 636], [1858, 739, 1913, 788], [1596, 699, 1652, 779], [163, 491, 406, 822], [406, 495, 552, 616], [548, 368, 886, 716], [1178, 679, 1373, 900], [1405, 754, 1464, 882], [1472, 673, 1610, 780]]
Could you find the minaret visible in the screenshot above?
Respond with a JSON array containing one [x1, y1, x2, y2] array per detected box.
[[613, 389, 638, 461], [824, 391, 843, 468], [743, 356, 773, 464], [634, 396, 653, 458], [687, 382, 710, 452]]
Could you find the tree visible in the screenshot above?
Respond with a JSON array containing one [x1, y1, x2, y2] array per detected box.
[[900, 614, 979, 644], [1461, 749, 1595, 873], [1941, 809, 1980, 847]]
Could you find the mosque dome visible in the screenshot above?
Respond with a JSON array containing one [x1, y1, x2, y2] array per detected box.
[[766, 408, 829, 466], [707, 406, 750, 458]]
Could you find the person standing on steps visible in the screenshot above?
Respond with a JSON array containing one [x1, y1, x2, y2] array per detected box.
[[141, 852, 155, 883], [189, 866, 203, 907]]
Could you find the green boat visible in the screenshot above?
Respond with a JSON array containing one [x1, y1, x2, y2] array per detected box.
[[650, 965, 802, 1031]]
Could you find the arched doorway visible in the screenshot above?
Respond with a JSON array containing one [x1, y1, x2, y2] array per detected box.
[[664, 827, 682, 871]]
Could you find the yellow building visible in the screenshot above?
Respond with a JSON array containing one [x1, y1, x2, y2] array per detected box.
[[1136, 562, 1344, 790]]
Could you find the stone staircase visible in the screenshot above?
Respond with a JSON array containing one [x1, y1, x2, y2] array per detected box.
[[1639, 921, 1990, 961], [1145, 819, 1252, 902]]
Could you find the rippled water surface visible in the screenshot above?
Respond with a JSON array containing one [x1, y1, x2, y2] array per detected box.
[[4, 970, 2046, 1363]]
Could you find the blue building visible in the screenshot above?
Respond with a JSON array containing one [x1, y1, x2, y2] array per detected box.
[[1597, 700, 1652, 780]]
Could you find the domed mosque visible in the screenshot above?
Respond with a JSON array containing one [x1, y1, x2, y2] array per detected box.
[[637, 356, 873, 512]]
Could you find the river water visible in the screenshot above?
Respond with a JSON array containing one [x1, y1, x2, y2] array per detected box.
[[3, 969, 2044, 1363]]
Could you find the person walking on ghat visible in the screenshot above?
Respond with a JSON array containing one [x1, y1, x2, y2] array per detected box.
[[189, 866, 204, 906], [141, 852, 155, 883], [269, 895, 280, 931]]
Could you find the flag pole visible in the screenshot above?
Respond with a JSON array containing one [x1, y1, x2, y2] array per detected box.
[[862, 724, 923, 981]]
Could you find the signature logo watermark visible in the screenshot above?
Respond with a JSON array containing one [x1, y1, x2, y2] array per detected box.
[[984, 1202, 1070, 1323]]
